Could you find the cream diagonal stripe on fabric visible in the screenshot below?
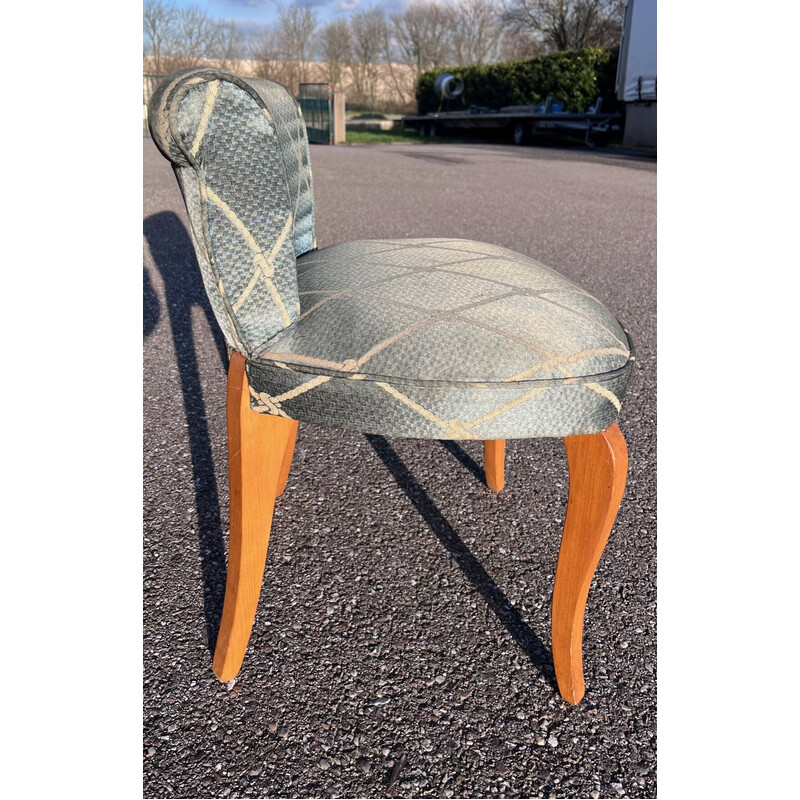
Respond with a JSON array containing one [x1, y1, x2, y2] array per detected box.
[[349, 291, 519, 371], [259, 351, 344, 371], [273, 374, 331, 403], [460, 318, 552, 359], [250, 387, 288, 416], [563, 346, 630, 364], [441, 419, 478, 439], [356, 320, 437, 368], [504, 352, 570, 383], [534, 292, 630, 350], [295, 266, 424, 323], [263, 278, 292, 327], [584, 382, 622, 411], [205, 185, 262, 255], [502, 345, 628, 383], [204, 185, 293, 326], [189, 80, 219, 157], [249, 375, 331, 416], [376, 381, 550, 439], [466, 386, 548, 427], [376, 382, 454, 433], [233, 215, 294, 312]]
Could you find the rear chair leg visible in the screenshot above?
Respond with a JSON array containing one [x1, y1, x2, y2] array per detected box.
[[552, 423, 628, 704], [213, 352, 296, 682], [484, 439, 506, 492]]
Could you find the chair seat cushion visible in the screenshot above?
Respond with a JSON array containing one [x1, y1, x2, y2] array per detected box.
[[246, 239, 633, 439]]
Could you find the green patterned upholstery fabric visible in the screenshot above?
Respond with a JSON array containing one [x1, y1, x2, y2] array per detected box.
[[149, 68, 633, 439], [246, 239, 633, 439], [148, 67, 314, 355]]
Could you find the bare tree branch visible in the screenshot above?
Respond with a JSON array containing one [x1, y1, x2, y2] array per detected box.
[[450, 0, 504, 65], [319, 18, 351, 91], [252, 24, 283, 82], [171, 5, 221, 67], [502, 0, 624, 52], [349, 7, 384, 107], [143, 0, 177, 75], [213, 20, 248, 71], [391, 1, 453, 79], [274, 1, 319, 93]]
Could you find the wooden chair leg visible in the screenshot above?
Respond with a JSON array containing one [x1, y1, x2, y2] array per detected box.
[[276, 420, 298, 498], [552, 423, 628, 704], [484, 439, 506, 492], [213, 352, 295, 682]]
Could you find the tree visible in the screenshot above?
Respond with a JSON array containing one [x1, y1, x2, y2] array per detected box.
[[143, 0, 177, 75], [349, 7, 384, 107], [319, 18, 351, 91], [391, 0, 453, 78], [449, 0, 504, 65], [499, 27, 545, 61], [172, 4, 221, 67], [376, 11, 415, 109], [213, 20, 248, 71], [252, 25, 283, 82], [502, 0, 624, 52], [274, 2, 319, 92]]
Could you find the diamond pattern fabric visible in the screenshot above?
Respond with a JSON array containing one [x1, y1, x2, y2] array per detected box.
[[246, 239, 633, 439], [147, 68, 314, 355], [148, 68, 633, 440]]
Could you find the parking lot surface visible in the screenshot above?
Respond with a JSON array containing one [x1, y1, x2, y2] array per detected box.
[[144, 139, 656, 799]]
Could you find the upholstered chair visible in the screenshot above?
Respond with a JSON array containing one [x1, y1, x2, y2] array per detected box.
[[148, 68, 633, 704]]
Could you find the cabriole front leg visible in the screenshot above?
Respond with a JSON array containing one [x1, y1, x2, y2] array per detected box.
[[213, 352, 296, 682], [276, 420, 298, 498], [552, 423, 628, 704]]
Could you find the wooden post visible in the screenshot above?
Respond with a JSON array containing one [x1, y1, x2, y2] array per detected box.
[[332, 92, 346, 144]]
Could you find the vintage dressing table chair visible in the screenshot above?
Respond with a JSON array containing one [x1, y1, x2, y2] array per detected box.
[[148, 68, 632, 704]]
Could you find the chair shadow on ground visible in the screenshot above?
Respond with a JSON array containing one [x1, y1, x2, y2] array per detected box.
[[144, 211, 229, 649], [367, 435, 558, 688], [439, 440, 486, 486]]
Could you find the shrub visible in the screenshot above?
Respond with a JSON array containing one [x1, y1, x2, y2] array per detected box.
[[416, 48, 619, 115]]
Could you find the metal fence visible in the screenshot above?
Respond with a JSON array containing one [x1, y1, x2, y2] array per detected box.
[[298, 83, 333, 145]]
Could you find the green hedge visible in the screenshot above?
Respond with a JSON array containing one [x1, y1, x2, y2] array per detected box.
[[416, 47, 619, 115]]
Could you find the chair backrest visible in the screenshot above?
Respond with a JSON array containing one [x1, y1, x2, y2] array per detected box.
[[148, 67, 315, 356]]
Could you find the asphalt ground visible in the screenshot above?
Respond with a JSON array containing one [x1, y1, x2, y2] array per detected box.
[[143, 138, 656, 799]]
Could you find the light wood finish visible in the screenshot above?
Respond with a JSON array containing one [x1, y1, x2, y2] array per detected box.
[[276, 420, 298, 498], [332, 92, 346, 144], [213, 352, 295, 682], [484, 439, 506, 492], [552, 423, 627, 704]]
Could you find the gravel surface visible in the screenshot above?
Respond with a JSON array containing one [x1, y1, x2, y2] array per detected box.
[[144, 138, 656, 799]]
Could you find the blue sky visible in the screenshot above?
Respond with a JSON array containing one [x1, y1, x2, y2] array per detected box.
[[167, 0, 412, 28]]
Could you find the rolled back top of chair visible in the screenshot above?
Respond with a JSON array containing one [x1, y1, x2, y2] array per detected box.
[[148, 67, 315, 356]]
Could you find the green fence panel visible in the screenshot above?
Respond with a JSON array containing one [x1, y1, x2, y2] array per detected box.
[[298, 84, 332, 144]]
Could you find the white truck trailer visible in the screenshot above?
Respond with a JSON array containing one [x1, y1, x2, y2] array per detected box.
[[616, 0, 657, 148]]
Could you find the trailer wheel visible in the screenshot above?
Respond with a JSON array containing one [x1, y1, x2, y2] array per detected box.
[[513, 122, 530, 145]]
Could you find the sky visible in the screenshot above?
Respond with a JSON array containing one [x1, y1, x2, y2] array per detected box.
[[165, 0, 416, 29]]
